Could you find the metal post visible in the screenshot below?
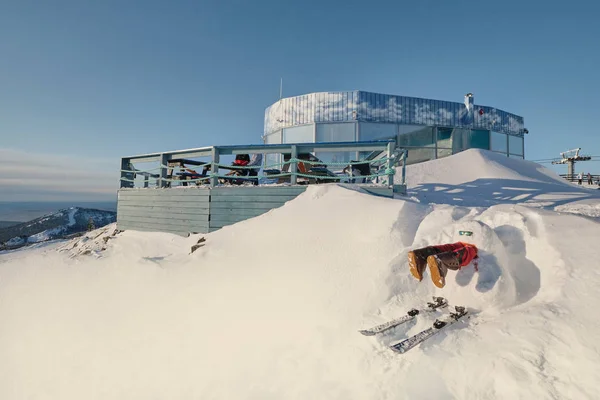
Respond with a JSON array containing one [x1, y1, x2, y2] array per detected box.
[[290, 145, 297, 185], [568, 160, 574, 181], [159, 153, 169, 188], [349, 161, 353, 183], [120, 158, 134, 188], [210, 147, 220, 188], [401, 149, 407, 186], [434, 127, 438, 159], [386, 141, 395, 187]]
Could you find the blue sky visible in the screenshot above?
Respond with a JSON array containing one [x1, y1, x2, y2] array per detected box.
[[1, 0, 599, 201]]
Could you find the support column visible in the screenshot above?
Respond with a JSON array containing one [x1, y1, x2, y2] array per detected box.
[[120, 158, 134, 188], [568, 161, 574, 181], [210, 147, 220, 188], [290, 145, 298, 185], [401, 149, 407, 186], [386, 141, 395, 187], [159, 153, 169, 188]]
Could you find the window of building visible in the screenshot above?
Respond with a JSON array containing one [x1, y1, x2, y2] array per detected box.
[[508, 135, 524, 156], [437, 127, 453, 149], [490, 131, 508, 154], [359, 122, 397, 141], [315, 152, 353, 165], [398, 126, 434, 146], [469, 130, 491, 150], [451, 129, 490, 154], [264, 130, 281, 144], [397, 126, 435, 165], [316, 123, 356, 142], [283, 125, 314, 143]]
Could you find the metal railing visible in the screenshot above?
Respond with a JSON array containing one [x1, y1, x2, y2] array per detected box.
[[119, 140, 407, 189], [559, 174, 600, 185]]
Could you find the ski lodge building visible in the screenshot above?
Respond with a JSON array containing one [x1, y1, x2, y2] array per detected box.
[[116, 91, 526, 236], [263, 91, 526, 165]]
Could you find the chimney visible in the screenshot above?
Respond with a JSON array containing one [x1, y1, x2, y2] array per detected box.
[[464, 93, 474, 111], [463, 92, 475, 127]]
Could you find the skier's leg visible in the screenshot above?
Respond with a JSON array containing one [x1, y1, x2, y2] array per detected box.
[[426, 244, 478, 288], [408, 242, 468, 281], [408, 245, 446, 281], [426, 250, 460, 288]]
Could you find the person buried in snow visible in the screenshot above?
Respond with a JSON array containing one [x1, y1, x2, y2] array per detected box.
[[407, 242, 478, 288]]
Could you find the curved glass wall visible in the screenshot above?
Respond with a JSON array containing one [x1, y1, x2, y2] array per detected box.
[[316, 123, 356, 142], [263, 121, 525, 167], [359, 122, 397, 141]]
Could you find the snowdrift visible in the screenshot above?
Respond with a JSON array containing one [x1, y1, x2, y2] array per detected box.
[[402, 149, 600, 211], [1, 150, 600, 399]]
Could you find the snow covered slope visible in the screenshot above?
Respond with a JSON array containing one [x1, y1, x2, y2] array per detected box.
[[0, 207, 116, 248], [403, 149, 600, 212], [0, 150, 599, 399]]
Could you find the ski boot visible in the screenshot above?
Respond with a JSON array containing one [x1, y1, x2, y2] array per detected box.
[[408, 246, 445, 281], [426, 251, 460, 288]]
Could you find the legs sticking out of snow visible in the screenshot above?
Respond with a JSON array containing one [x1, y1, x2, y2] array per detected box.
[[408, 242, 478, 288]]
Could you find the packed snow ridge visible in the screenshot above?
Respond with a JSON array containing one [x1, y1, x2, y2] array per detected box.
[[0, 149, 599, 399], [402, 148, 600, 211]]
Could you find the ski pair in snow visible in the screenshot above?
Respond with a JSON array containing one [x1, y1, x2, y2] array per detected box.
[[360, 297, 468, 353], [390, 304, 468, 353], [359, 296, 448, 336], [408, 242, 478, 288]]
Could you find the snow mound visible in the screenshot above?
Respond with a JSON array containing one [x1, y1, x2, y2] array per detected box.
[[405, 149, 567, 187], [402, 149, 600, 211], [1, 176, 600, 398], [57, 223, 120, 258]]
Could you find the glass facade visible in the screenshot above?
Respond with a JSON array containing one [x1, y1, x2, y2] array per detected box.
[[436, 127, 453, 159], [316, 151, 353, 164], [316, 123, 356, 142], [397, 126, 435, 165], [359, 122, 397, 141], [266, 91, 524, 137], [452, 129, 490, 153], [264, 131, 282, 169], [283, 125, 314, 143], [264, 131, 281, 144], [509, 135, 524, 156], [265, 122, 524, 165], [490, 131, 508, 153], [263, 92, 526, 165]]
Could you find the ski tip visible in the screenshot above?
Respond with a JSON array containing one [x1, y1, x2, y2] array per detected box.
[[358, 330, 376, 336]]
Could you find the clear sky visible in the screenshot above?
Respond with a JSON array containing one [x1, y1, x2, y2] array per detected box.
[[1, 0, 599, 201]]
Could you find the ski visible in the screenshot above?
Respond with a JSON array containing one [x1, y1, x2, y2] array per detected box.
[[359, 297, 448, 336], [389, 306, 468, 354]]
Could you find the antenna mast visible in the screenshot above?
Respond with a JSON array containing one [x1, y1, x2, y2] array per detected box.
[[279, 78, 283, 99]]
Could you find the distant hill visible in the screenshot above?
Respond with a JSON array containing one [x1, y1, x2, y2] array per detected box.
[[0, 207, 116, 250], [0, 221, 22, 229]]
